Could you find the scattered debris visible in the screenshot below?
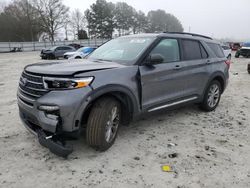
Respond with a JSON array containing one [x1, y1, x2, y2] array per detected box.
[[205, 145, 210, 151], [167, 143, 177, 148], [168, 153, 178, 158], [161, 165, 172, 172], [133, 156, 140, 161]]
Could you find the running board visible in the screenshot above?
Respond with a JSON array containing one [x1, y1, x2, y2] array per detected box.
[[148, 96, 198, 112]]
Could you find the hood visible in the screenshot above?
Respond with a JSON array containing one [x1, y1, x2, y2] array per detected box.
[[25, 59, 125, 76]]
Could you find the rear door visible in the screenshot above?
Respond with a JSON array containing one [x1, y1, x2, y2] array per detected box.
[[179, 39, 210, 97], [54, 47, 64, 57], [139, 38, 188, 110]]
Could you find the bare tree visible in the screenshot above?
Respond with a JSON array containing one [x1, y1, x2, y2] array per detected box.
[[0, 1, 6, 13], [70, 9, 85, 40], [33, 0, 69, 42]]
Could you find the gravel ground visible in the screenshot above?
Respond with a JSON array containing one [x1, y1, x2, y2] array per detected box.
[[0, 52, 250, 188]]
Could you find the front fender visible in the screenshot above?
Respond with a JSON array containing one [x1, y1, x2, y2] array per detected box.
[[73, 84, 140, 127]]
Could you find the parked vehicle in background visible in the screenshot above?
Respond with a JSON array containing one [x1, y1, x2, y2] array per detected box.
[[65, 47, 97, 59], [221, 44, 232, 60], [230, 42, 241, 51], [68, 43, 82, 49], [40, 46, 75, 59], [235, 42, 250, 58], [248, 63, 250, 74], [18, 32, 229, 157]]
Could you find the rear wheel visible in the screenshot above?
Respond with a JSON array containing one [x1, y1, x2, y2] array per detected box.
[[75, 56, 81, 59], [200, 80, 222, 112], [86, 97, 121, 151]]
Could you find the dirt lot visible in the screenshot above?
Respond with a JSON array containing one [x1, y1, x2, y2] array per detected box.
[[0, 52, 250, 188]]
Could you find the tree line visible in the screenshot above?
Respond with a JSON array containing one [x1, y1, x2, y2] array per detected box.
[[0, 0, 184, 42]]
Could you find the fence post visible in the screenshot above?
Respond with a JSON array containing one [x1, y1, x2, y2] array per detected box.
[[8, 41, 11, 52], [33, 42, 35, 51]]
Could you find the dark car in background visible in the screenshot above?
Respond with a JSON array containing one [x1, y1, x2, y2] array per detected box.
[[40, 46, 75, 59], [68, 43, 83, 49], [235, 42, 250, 58], [230, 42, 241, 51]]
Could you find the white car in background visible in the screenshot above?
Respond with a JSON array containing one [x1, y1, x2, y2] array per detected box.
[[221, 44, 232, 60], [64, 47, 96, 59]]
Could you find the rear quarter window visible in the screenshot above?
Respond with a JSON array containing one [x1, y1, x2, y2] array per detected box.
[[207, 43, 225, 58]]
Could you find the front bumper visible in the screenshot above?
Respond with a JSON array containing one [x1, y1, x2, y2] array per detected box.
[[18, 86, 92, 134], [18, 86, 92, 157]]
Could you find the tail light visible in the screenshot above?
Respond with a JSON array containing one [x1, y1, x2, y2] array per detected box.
[[225, 60, 231, 69]]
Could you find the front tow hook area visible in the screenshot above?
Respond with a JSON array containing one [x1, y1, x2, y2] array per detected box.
[[37, 130, 73, 158]]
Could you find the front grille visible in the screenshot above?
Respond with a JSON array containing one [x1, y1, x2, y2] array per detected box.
[[19, 71, 49, 99]]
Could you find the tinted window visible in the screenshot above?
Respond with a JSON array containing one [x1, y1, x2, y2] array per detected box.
[[56, 47, 64, 50], [149, 39, 180, 63], [63, 47, 72, 50], [182, 39, 203, 60], [222, 45, 230, 50], [200, 44, 208, 58], [206, 43, 225, 58]]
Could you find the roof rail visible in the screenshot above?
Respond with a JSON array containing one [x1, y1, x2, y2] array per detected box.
[[163, 32, 212, 40]]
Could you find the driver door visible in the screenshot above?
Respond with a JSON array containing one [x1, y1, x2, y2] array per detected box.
[[139, 38, 188, 110]]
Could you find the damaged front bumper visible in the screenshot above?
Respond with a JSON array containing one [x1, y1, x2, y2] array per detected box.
[[19, 110, 73, 158]]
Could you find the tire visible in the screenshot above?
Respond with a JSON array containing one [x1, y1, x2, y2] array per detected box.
[[48, 54, 55, 59], [86, 97, 121, 151], [247, 64, 250, 74], [200, 80, 222, 112], [75, 56, 81, 59], [235, 53, 239, 58], [64, 55, 68, 59]]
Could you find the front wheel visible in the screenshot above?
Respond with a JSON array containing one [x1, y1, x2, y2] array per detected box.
[[86, 97, 121, 151], [200, 80, 222, 112]]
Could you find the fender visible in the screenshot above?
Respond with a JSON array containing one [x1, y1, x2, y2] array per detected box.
[[74, 84, 140, 125], [202, 71, 227, 98]]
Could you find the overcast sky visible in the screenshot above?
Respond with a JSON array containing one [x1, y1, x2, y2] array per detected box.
[[63, 0, 250, 41], [2, 0, 250, 40]]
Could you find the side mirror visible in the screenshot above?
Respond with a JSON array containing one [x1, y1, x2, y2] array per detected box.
[[145, 54, 164, 65]]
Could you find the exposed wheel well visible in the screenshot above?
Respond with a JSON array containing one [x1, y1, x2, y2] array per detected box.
[[213, 76, 225, 93], [81, 92, 134, 127]]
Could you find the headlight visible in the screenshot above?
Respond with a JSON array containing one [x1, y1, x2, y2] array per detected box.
[[43, 77, 94, 90]]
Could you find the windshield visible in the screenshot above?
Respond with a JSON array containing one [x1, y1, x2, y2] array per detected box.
[[88, 37, 155, 65], [78, 47, 95, 53], [243, 43, 250, 47], [48, 46, 57, 51]]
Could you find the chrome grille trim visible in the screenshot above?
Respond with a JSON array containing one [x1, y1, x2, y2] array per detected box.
[[19, 86, 41, 98], [18, 71, 49, 99]]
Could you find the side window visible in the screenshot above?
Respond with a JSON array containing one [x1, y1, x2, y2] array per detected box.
[[200, 44, 208, 59], [57, 47, 64, 51], [206, 43, 225, 58], [149, 38, 180, 63], [182, 39, 203, 60]]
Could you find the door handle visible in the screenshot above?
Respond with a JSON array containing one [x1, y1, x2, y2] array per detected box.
[[173, 65, 182, 70]]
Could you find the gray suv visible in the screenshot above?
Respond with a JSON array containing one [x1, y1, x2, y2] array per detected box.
[[17, 32, 230, 157]]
